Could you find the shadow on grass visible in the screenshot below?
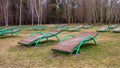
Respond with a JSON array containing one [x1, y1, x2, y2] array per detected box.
[[51, 43, 97, 57], [80, 43, 97, 48], [0, 35, 19, 39], [9, 40, 58, 51]]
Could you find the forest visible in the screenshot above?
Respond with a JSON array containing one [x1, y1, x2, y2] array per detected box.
[[0, 0, 120, 26]]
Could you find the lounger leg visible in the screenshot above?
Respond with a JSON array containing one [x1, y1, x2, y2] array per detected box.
[[35, 40, 40, 47], [75, 42, 84, 55], [35, 39, 42, 47], [46, 38, 48, 41], [15, 33, 19, 36], [92, 38, 96, 45], [76, 47, 80, 55], [35, 42, 39, 47], [55, 36, 59, 41]]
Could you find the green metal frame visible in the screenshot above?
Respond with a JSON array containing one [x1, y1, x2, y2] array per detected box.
[[60, 34, 75, 42], [71, 36, 97, 55], [53, 33, 98, 55], [34, 32, 60, 47]]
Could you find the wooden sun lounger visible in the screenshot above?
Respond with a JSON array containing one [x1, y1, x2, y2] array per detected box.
[[18, 29, 63, 47], [52, 32, 98, 55], [0, 28, 21, 36], [112, 25, 120, 33], [96, 26, 110, 32], [109, 24, 118, 29], [65, 26, 83, 32], [53, 25, 65, 29], [27, 26, 46, 31], [34, 26, 46, 30], [83, 25, 93, 29]]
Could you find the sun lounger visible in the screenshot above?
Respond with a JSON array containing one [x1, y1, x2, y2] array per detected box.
[[52, 32, 98, 55], [65, 26, 82, 32], [0, 28, 22, 36], [96, 25, 110, 32], [53, 25, 66, 29], [109, 24, 118, 29], [83, 25, 93, 29], [27, 26, 46, 31], [18, 29, 63, 47], [112, 25, 120, 33]]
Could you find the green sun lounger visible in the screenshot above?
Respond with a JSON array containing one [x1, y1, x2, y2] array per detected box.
[[96, 25, 110, 32], [83, 25, 93, 29], [19, 26, 29, 29], [112, 25, 120, 33], [33, 26, 46, 30], [18, 29, 63, 47], [65, 26, 83, 32], [53, 25, 66, 29], [0, 28, 22, 36], [27, 26, 46, 31], [52, 32, 98, 55], [109, 24, 118, 29], [1, 26, 20, 30]]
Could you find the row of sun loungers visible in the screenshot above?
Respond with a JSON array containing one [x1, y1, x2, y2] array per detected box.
[[1, 24, 119, 55], [25, 25, 94, 32], [17, 24, 120, 55], [18, 27, 98, 54], [53, 24, 120, 33], [97, 24, 120, 32]]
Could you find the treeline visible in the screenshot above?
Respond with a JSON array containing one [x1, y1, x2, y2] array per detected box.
[[0, 0, 120, 26]]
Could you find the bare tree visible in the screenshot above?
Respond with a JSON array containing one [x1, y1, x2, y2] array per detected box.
[[19, 0, 22, 26], [0, 0, 120, 26], [2, 0, 9, 26]]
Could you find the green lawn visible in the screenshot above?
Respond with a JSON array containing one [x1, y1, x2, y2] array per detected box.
[[0, 25, 120, 68]]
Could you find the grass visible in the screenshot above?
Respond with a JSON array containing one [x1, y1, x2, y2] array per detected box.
[[0, 25, 120, 68]]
